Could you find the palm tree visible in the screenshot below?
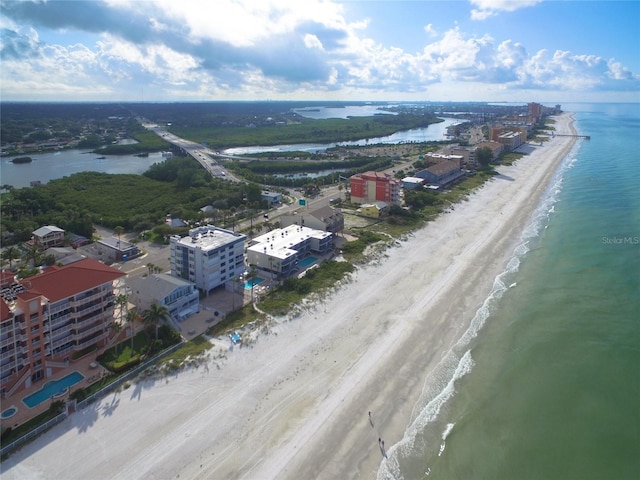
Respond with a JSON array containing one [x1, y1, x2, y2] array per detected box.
[[110, 321, 122, 356], [143, 303, 170, 341], [24, 243, 41, 267], [127, 308, 138, 351], [1, 245, 21, 269], [115, 293, 128, 324], [114, 226, 124, 246], [248, 265, 258, 304]]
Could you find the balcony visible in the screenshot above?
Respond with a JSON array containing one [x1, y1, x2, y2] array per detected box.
[[74, 331, 107, 350], [73, 322, 105, 338]]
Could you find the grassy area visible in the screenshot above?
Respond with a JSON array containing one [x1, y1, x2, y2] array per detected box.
[[158, 336, 213, 372], [97, 130, 171, 155], [500, 152, 525, 166], [259, 261, 356, 315]]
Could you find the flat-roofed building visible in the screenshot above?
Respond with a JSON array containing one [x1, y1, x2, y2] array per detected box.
[[97, 237, 140, 263], [0, 259, 125, 396], [402, 176, 425, 190], [170, 225, 246, 295], [247, 225, 333, 278]]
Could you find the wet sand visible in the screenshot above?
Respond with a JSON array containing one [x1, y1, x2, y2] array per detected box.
[[1, 114, 577, 480]]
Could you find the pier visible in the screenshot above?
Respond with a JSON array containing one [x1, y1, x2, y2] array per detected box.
[[556, 134, 590, 140]]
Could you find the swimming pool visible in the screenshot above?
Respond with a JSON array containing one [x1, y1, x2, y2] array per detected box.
[[1, 406, 17, 419], [243, 277, 265, 289], [22, 371, 85, 408], [298, 256, 318, 268]]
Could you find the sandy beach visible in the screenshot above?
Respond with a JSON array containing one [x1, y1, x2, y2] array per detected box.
[[1, 114, 577, 480]]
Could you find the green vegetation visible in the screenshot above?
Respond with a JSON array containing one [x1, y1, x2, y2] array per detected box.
[[259, 261, 356, 315], [97, 327, 181, 373], [10, 156, 33, 164], [0, 156, 264, 243], [500, 152, 525, 166], [97, 129, 171, 155], [173, 114, 442, 149], [157, 336, 212, 372]]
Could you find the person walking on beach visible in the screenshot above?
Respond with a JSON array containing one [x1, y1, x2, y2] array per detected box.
[[368, 411, 374, 427]]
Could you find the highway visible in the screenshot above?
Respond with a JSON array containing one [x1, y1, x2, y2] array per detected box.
[[140, 119, 348, 229], [142, 121, 244, 182]]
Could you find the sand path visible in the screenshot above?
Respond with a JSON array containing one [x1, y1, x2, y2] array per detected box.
[[1, 114, 577, 480]]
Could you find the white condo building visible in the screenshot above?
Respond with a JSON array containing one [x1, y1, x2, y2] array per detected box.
[[170, 225, 247, 295], [247, 224, 334, 278]]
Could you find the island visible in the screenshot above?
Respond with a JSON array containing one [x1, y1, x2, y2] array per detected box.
[[11, 156, 33, 164]]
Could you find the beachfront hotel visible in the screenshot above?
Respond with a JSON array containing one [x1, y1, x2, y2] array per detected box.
[[170, 225, 247, 295], [0, 259, 125, 397]]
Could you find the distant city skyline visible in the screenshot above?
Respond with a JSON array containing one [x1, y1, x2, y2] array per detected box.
[[1, 0, 638, 103]]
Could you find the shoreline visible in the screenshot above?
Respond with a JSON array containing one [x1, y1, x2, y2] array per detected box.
[[1, 114, 578, 480]]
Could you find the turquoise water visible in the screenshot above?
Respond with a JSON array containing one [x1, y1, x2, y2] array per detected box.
[[243, 277, 265, 290], [298, 256, 318, 268], [1, 406, 17, 419], [382, 104, 640, 480], [22, 371, 85, 408]]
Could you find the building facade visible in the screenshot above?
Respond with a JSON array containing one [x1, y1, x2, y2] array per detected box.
[[0, 259, 125, 396], [32, 225, 65, 249], [170, 225, 247, 295], [415, 160, 465, 188], [349, 171, 401, 205], [128, 273, 199, 322]]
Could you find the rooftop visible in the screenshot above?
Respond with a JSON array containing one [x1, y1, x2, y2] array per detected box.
[[14, 258, 125, 304], [174, 225, 246, 251]]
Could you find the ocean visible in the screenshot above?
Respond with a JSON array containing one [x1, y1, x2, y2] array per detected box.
[[382, 103, 640, 480]]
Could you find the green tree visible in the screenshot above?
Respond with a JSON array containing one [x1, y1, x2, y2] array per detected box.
[[1, 245, 21, 269], [111, 321, 122, 356], [476, 146, 493, 168], [143, 303, 170, 341], [115, 293, 128, 326], [127, 308, 138, 351], [23, 243, 41, 267], [114, 226, 125, 245]]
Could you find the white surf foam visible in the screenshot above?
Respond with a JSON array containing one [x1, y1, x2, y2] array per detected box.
[[377, 136, 583, 480]]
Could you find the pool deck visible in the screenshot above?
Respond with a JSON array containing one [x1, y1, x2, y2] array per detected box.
[[0, 352, 112, 430]]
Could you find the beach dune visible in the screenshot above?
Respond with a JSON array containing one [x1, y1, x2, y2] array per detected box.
[[2, 114, 577, 480]]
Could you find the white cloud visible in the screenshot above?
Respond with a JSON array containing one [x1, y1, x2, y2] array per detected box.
[[470, 0, 543, 20], [424, 23, 438, 38], [0, 0, 637, 101]]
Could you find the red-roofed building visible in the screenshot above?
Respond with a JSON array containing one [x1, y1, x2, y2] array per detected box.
[[0, 259, 125, 396], [349, 171, 401, 206]]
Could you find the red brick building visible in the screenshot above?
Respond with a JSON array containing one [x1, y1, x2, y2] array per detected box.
[[349, 171, 401, 205]]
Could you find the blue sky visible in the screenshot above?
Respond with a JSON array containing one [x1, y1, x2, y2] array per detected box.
[[1, 0, 638, 103]]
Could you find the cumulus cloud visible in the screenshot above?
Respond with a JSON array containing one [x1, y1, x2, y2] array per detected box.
[[470, 0, 543, 20], [424, 24, 438, 38], [0, 0, 637, 101]]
